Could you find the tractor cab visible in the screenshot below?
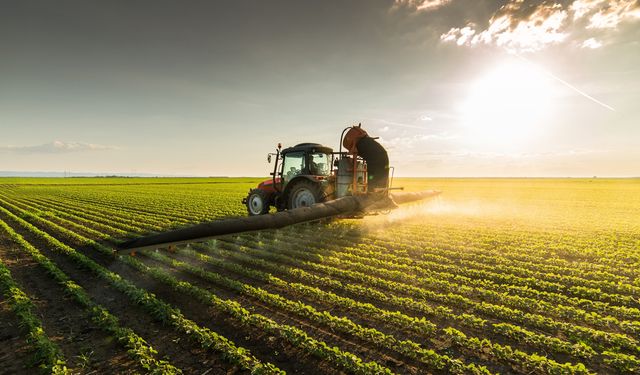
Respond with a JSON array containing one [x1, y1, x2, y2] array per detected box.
[[243, 143, 335, 215], [280, 143, 333, 184]]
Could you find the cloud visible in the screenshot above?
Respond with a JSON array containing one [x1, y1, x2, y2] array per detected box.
[[571, 0, 640, 29], [393, 0, 453, 12], [0, 141, 118, 154], [439, 0, 640, 52], [581, 37, 602, 48], [368, 114, 437, 131]]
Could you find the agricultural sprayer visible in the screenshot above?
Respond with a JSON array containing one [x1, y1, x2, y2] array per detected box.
[[118, 125, 440, 252]]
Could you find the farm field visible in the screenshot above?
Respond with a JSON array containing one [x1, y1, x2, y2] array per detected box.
[[0, 177, 638, 374]]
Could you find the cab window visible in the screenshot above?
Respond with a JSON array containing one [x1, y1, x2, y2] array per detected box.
[[282, 152, 304, 183], [309, 153, 330, 176]]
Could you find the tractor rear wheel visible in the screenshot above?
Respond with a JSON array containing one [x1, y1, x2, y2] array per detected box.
[[287, 180, 323, 210], [245, 189, 270, 216]]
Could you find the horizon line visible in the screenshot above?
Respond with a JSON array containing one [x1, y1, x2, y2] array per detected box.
[[0, 172, 638, 179]]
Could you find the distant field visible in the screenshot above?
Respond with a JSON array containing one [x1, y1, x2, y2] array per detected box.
[[0, 177, 638, 374]]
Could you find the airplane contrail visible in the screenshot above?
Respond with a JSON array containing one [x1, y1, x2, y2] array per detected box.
[[513, 52, 616, 112]]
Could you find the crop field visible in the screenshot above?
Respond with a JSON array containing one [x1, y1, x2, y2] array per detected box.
[[0, 177, 638, 374]]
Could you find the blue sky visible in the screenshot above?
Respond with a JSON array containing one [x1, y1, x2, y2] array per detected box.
[[1, 0, 639, 177]]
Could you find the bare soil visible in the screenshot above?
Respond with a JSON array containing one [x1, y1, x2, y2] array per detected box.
[[0, 208, 241, 374], [0, 295, 33, 375]]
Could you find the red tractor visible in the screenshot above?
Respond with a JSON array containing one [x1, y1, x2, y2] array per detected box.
[[242, 125, 393, 216]]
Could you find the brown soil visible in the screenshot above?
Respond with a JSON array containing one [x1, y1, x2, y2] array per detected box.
[[0, 235, 141, 374], [0, 202, 350, 373], [138, 252, 418, 374], [0, 194, 608, 375], [0, 295, 33, 375], [0, 208, 242, 374]]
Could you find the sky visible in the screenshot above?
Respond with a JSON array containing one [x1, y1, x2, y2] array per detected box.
[[1, 0, 639, 177]]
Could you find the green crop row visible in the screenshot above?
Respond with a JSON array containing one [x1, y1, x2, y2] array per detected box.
[[143, 249, 491, 374], [0, 202, 283, 374], [263, 228, 639, 311], [123, 254, 394, 374], [186, 243, 596, 373], [198, 243, 606, 362], [0, 198, 398, 374], [17, 196, 133, 236], [445, 328, 592, 375], [337, 240, 640, 320], [0, 257, 68, 374], [294, 242, 639, 336], [378, 236, 640, 303], [3, 197, 120, 240], [14, 195, 165, 233], [3, 178, 638, 375], [0, 218, 181, 374], [372, 225, 640, 284], [216, 238, 638, 354]]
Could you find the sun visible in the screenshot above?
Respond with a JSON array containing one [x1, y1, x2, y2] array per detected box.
[[458, 60, 555, 149]]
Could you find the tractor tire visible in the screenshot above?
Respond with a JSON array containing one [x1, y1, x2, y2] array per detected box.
[[287, 180, 323, 210], [245, 189, 270, 216]]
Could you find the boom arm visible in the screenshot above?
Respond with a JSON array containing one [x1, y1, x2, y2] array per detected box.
[[118, 190, 440, 252]]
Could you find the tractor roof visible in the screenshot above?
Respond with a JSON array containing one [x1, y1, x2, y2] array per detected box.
[[281, 143, 333, 155]]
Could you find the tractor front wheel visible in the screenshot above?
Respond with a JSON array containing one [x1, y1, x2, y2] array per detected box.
[[245, 189, 270, 216], [287, 180, 323, 210]]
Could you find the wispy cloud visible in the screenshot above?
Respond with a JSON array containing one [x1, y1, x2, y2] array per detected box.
[[393, 0, 453, 12], [372, 118, 426, 129], [0, 141, 118, 154], [367, 113, 438, 131], [439, 0, 640, 52]]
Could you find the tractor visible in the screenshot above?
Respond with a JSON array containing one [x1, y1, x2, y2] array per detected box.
[[242, 125, 391, 216]]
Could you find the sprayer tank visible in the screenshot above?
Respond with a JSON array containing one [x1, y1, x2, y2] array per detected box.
[[336, 157, 366, 198]]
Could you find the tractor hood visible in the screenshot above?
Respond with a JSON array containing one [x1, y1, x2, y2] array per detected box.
[[257, 177, 281, 194]]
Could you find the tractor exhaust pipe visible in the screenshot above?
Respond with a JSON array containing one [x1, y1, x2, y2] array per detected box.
[[118, 190, 440, 252]]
